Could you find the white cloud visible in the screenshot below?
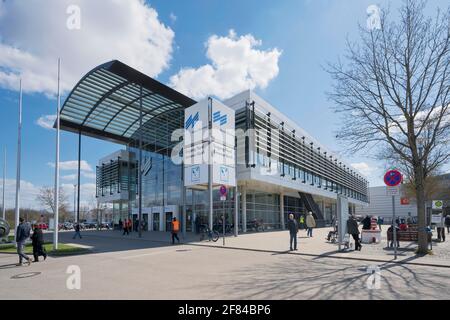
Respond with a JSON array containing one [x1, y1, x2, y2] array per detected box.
[[351, 162, 376, 177], [82, 172, 96, 179], [61, 183, 96, 211], [36, 114, 57, 130], [62, 174, 77, 181], [170, 29, 282, 100], [60, 171, 96, 181], [48, 160, 93, 172], [61, 183, 97, 209], [389, 105, 450, 135], [0, 179, 98, 211], [0, 0, 174, 96], [0, 179, 41, 210]]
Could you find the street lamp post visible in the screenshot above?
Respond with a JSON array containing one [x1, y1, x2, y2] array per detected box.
[[73, 184, 77, 223], [53, 59, 61, 250], [2, 148, 5, 220], [15, 80, 23, 234]]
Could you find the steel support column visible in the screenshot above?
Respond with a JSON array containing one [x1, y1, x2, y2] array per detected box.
[[192, 189, 196, 233], [77, 130, 81, 223], [138, 85, 143, 238], [2, 148, 6, 220], [242, 185, 247, 233], [208, 98, 213, 231], [181, 161, 186, 238], [234, 186, 239, 236]]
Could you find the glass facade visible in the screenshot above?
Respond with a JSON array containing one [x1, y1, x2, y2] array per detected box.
[[245, 191, 280, 230], [238, 102, 369, 203], [97, 93, 369, 232], [127, 108, 184, 209]]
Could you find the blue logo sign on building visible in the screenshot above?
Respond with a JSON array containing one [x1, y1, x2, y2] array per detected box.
[[185, 112, 199, 129], [213, 111, 227, 126], [220, 166, 229, 182], [191, 165, 200, 182]]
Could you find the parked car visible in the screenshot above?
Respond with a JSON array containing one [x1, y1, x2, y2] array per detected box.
[[63, 222, 74, 230], [0, 218, 10, 239], [84, 221, 97, 229], [37, 223, 48, 230], [99, 222, 111, 230]]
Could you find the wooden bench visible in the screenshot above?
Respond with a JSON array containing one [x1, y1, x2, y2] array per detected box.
[[387, 230, 432, 243]]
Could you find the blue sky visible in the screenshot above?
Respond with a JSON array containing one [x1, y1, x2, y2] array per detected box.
[[0, 0, 448, 209]]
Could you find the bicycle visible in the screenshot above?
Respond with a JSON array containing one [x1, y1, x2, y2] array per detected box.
[[199, 225, 220, 242], [213, 223, 235, 235], [248, 219, 265, 232]]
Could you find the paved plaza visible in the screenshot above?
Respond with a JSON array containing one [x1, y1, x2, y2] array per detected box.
[[1, 228, 449, 300]]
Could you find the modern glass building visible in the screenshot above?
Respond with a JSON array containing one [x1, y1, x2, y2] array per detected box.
[[60, 60, 369, 233]]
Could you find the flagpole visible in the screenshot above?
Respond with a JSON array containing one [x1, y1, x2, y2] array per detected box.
[[14, 80, 22, 232], [2, 147, 6, 220], [53, 59, 61, 250]]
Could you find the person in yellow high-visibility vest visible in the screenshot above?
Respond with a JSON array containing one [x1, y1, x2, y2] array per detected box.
[[171, 217, 180, 245]]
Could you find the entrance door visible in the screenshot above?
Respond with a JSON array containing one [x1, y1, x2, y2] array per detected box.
[[186, 209, 193, 232], [165, 212, 173, 232], [152, 213, 160, 231], [133, 214, 138, 232], [143, 214, 149, 231]]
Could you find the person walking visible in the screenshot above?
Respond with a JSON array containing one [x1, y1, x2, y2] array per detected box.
[[305, 212, 316, 237], [122, 219, 129, 236], [31, 224, 47, 262], [437, 215, 446, 242], [15, 217, 32, 266], [445, 214, 450, 235], [299, 214, 305, 230], [171, 217, 180, 245], [73, 223, 82, 239], [406, 213, 413, 225], [377, 216, 383, 231], [362, 215, 372, 230], [388, 224, 400, 248], [287, 213, 299, 251], [347, 215, 362, 251]]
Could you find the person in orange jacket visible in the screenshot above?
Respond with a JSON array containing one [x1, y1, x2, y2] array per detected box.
[[171, 217, 180, 244], [123, 218, 130, 236]]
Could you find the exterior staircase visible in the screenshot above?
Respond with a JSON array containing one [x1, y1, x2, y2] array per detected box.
[[298, 192, 326, 227]]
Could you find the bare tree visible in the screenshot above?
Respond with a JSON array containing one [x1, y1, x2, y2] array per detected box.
[[402, 175, 446, 202], [327, 0, 450, 253], [36, 186, 70, 218]]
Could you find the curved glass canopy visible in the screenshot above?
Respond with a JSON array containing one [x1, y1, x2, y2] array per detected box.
[[60, 60, 196, 144]]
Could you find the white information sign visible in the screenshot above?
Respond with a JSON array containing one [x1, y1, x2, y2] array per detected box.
[[432, 200, 444, 210], [431, 214, 443, 225], [386, 186, 399, 196]]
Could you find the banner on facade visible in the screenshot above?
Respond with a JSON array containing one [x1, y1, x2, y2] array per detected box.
[[184, 98, 236, 188]]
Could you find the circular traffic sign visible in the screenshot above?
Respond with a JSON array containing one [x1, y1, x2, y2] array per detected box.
[[384, 170, 403, 187], [219, 185, 227, 196]]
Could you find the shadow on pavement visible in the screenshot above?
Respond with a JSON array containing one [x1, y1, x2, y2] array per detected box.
[[0, 263, 19, 269], [43, 230, 199, 257], [209, 253, 450, 300]]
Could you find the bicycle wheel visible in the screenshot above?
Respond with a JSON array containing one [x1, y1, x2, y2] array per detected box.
[[211, 231, 220, 242]]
